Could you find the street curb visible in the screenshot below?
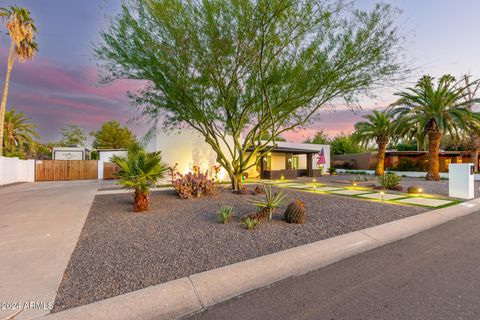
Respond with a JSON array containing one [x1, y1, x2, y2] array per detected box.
[[39, 198, 480, 320]]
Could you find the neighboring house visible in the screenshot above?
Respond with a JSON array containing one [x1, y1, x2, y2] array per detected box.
[[52, 147, 91, 160], [155, 129, 330, 181], [97, 149, 127, 179]]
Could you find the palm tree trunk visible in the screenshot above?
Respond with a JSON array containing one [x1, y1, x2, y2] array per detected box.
[[375, 141, 387, 175], [471, 133, 480, 172], [472, 148, 479, 173], [0, 41, 16, 156], [134, 190, 149, 212], [426, 131, 441, 180]]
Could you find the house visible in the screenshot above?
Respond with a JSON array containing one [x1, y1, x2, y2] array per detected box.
[[155, 129, 330, 181], [52, 147, 91, 160]]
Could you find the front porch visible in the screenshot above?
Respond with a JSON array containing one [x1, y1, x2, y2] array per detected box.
[[257, 146, 327, 180]]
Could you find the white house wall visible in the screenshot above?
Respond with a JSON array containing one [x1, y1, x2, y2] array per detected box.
[[156, 129, 231, 181]]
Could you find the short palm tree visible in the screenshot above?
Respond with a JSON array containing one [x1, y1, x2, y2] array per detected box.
[[3, 109, 39, 154], [0, 5, 38, 156], [352, 110, 396, 175], [111, 143, 169, 212], [390, 75, 480, 180]]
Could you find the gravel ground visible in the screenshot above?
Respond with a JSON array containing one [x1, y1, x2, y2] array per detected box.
[[53, 186, 428, 312]]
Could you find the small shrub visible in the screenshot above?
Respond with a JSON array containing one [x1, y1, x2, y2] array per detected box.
[[407, 185, 423, 194], [217, 205, 235, 224], [393, 157, 427, 172], [284, 200, 306, 224], [377, 173, 401, 190], [173, 171, 216, 199], [328, 167, 337, 175], [251, 185, 287, 219], [243, 217, 258, 230]]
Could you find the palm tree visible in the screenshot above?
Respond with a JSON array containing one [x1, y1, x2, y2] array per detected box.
[[111, 143, 169, 212], [462, 75, 480, 172], [3, 109, 39, 154], [352, 110, 396, 175], [0, 5, 38, 156], [390, 75, 480, 180]]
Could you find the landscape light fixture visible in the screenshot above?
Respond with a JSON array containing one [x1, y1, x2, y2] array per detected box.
[[380, 191, 385, 203], [353, 182, 357, 190]]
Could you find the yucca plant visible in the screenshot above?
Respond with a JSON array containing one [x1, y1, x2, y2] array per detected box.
[[111, 143, 169, 212], [251, 185, 287, 220], [243, 217, 258, 230], [217, 205, 234, 224]]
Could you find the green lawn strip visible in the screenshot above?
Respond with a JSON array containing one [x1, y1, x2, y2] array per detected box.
[[389, 194, 462, 209], [261, 182, 462, 209]]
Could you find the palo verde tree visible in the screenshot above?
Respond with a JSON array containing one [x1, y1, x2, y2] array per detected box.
[[96, 0, 405, 191]]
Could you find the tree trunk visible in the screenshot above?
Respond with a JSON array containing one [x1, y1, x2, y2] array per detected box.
[[231, 172, 244, 192], [471, 133, 480, 172], [133, 190, 149, 212], [0, 41, 16, 156], [472, 148, 479, 173], [375, 141, 387, 175], [426, 131, 441, 181]]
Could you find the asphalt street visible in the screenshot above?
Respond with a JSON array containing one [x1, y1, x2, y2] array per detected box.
[[186, 210, 480, 320]]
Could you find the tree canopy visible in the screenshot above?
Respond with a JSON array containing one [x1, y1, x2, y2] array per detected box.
[[304, 130, 330, 145], [91, 120, 136, 149], [59, 125, 86, 147], [96, 0, 405, 190]]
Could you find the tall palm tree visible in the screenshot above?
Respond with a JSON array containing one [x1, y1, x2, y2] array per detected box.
[[0, 5, 38, 156], [3, 109, 39, 154], [390, 75, 480, 180], [462, 75, 480, 171], [111, 143, 169, 212], [352, 110, 396, 175]]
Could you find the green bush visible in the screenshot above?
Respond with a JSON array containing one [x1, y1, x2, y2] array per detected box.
[[217, 206, 234, 224], [328, 167, 337, 175], [378, 173, 401, 190], [407, 186, 423, 194], [392, 157, 426, 172]]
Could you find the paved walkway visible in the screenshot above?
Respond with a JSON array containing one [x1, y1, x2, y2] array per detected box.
[[0, 181, 103, 320], [187, 210, 480, 320]]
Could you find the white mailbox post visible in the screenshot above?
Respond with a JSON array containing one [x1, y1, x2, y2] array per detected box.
[[449, 163, 474, 199]]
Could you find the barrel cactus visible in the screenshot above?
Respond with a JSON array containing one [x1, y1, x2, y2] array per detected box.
[[284, 200, 306, 224]]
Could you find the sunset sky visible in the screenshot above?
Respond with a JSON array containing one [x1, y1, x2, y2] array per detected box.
[[0, 0, 479, 145]]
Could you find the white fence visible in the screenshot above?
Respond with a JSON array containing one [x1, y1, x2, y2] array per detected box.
[[0, 156, 35, 185]]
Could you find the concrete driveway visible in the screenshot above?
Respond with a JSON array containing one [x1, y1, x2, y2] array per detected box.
[[0, 181, 104, 320]]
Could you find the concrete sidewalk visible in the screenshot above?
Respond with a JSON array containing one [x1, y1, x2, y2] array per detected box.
[[0, 181, 102, 320]]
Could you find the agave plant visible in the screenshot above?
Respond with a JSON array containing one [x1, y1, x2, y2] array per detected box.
[[111, 143, 169, 212], [251, 185, 287, 220]]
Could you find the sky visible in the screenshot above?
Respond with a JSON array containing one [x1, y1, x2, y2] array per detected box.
[[0, 0, 479, 145]]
